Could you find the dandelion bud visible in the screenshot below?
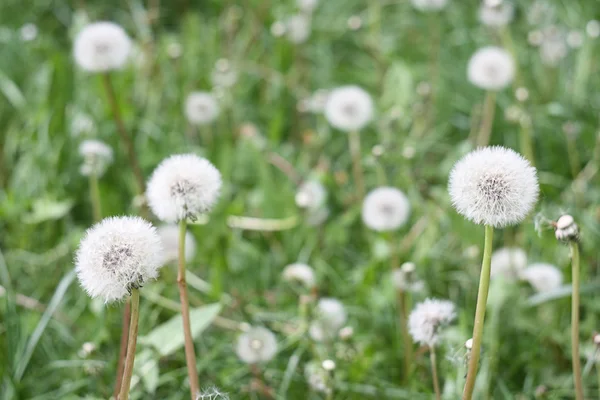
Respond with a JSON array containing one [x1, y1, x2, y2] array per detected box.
[[449, 146, 539, 228], [75, 216, 163, 303], [324, 85, 374, 132], [157, 225, 197, 264], [554, 214, 579, 242], [519, 263, 563, 293], [146, 154, 222, 223], [282, 263, 316, 288], [408, 298, 456, 347], [184, 92, 220, 125], [73, 22, 132, 72], [78, 139, 113, 177], [235, 327, 278, 364], [362, 187, 411, 232], [467, 47, 515, 91]]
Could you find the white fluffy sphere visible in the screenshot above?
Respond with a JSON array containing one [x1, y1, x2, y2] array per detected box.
[[73, 22, 132, 72], [75, 216, 163, 303], [184, 92, 220, 125], [324, 85, 374, 132], [309, 298, 347, 342], [491, 247, 527, 280], [411, 0, 449, 11], [362, 187, 410, 232], [408, 298, 456, 346], [286, 14, 311, 44], [296, 180, 327, 210], [519, 263, 563, 293], [147, 154, 222, 223], [282, 263, 316, 288], [448, 146, 539, 228], [235, 327, 278, 364], [156, 225, 197, 264], [467, 46, 515, 90], [78, 139, 113, 177]]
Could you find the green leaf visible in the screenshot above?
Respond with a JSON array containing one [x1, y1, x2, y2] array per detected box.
[[139, 303, 222, 356]]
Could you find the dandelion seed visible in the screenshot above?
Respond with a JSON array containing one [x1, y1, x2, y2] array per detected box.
[[157, 225, 197, 264], [146, 154, 222, 223], [235, 327, 278, 364], [75, 216, 163, 303], [286, 14, 311, 44], [324, 85, 374, 132], [519, 263, 563, 293], [309, 298, 347, 342], [184, 92, 220, 125], [296, 180, 327, 210], [448, 146, 539, 228], [490, 247, 527, 280], [73, 22, 132, 72], [362, 187, 410, 232], [282, 263, 316, 288], [479, 2, 514, 27], [554, 214, 579, 242], [411, 0, 449, 12], [467, 47, 515, 91], [78, 139, 113, 177], [408, 298, 456, 347]]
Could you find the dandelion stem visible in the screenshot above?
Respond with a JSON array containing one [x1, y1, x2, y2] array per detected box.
[[348, 130, 366, 200], [101, 73, 146, 197], [88, 173, 102, 223], [476, 91, 496, 147], [596, 358, 600, 400], [113, 302, 131, 400], [397, 289, 412, 382], [118, 288, 140, 400], [571, 241, 584, 400], [178, 219, 200, 399], [430, 346, 441, 400], [519, 121, 535, 167], [463, 224, 494, 400]]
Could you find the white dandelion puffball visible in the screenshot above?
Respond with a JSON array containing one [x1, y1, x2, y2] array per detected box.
[[519, 263, 563, 293], [75, 216, 163, 303], [411, 0, 449, 12], [73, 22, 132, 72], [146, 154, 222, 223], [392, 262, 425, 293], [283, 263, 316, 288], [324, 85, 374, 132], [286, 14, 311, 44], [448, 146, 539, 228], [490, 247, 527, 280], [555, 214, 579, 242], [296, 180, 327, 210], [297, 0, 318, 13], [467, 46, 515, 91], [78, 139, 113, 177], [235, 327, 278, 364], [408, 298, 456, 346], [309, 298, 347, 342], [479, 2, 514, 27], [184, 92, 220, 125], [362, 187, 411, 232], [157, 225, 197, 264], [197, 387, 229, 400]]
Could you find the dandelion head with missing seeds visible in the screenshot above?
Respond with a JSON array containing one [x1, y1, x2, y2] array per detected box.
[[75, 216, 163, 303], [184, 92, 220, 125], [146, 154, 222, 223], [324, 85, 374, 132], [157, 224, 197, 264], [73, 22, 132, 72], [235, 327, 278, 364], [362, 187, 410, 232], [519, 263, 563, 293], [408, 298, 456, 347], [78, 139, 113, 177], [467, 46, 515, 91], [449, 146, 539, 228]]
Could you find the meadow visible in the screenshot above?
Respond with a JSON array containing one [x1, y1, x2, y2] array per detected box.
[[1, 0, 600, 399]]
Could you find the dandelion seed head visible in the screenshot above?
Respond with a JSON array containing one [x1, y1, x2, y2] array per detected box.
[[491, 247, 527, 280], [286, 14, 311, 44], [408, 298, 456, 346], [519, 263, 563, 293], [235, 327, 278, 364], [197, 386, 229, 400], [167, 42, 182, 59], [147, 154, 222, 223], [156, 225, 197, 264], [479, 2, 514, 27], [282, 263, 316, 288], [555, 214, 579, 242], [467, 47, 515, 90], [587, 20, 600, 38], [338, 326, 354, 340], [271, 21, 286, 37], [75, 216, 163, 303], [322, 359, 336, 371], [78, 139, 113, 177], [212, 59, 238, 88], [324, 85, 374, 132], [20, 23, 38, 41], [309, 298, 347, 342], [305, 361, 331, 394], [362, 187, 410, 232], [347, 16, 362, 30], [184, 92, 220, 125], [296, 180, 327, 210], [411, 0, 449, 12], [73, 22, 132, 72], [448, 146, 539, 228], [392, 262, 425, 293]]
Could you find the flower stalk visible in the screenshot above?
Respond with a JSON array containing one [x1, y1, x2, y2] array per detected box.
[[571, 241, 584, 400], [118, 288, 140, 400]]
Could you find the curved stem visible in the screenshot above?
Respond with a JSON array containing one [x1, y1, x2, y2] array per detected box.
[[571, 242, 584, 400], [463, 225, 494, 400], [430, 346, 441, 400], [348, 130, 366, 200], [89, 173, 102, 223], [476, 92, 496, 147], [178, 220, 200, 398], [118, 288, 140, 400]]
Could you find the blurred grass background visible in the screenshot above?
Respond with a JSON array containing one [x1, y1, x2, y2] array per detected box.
[[1, 0, 600, 399]]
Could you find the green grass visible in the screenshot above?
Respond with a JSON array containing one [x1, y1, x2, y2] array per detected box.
[[1, 0, 600, 399]]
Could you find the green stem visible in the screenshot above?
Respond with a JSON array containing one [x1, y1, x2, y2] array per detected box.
[[118, 288, 140, 400], [476, 92, 496, 147], [463, 225, 494, 400], [89, 173, 102, 223], [348, 130, 366, 200], [596, 358, 600, 400], [178, 220, 200, 399], [430, 346, 441, 400], [398, 290, 412, 382], [519, 121, 535, 167], [571, 242, 584, 400]]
